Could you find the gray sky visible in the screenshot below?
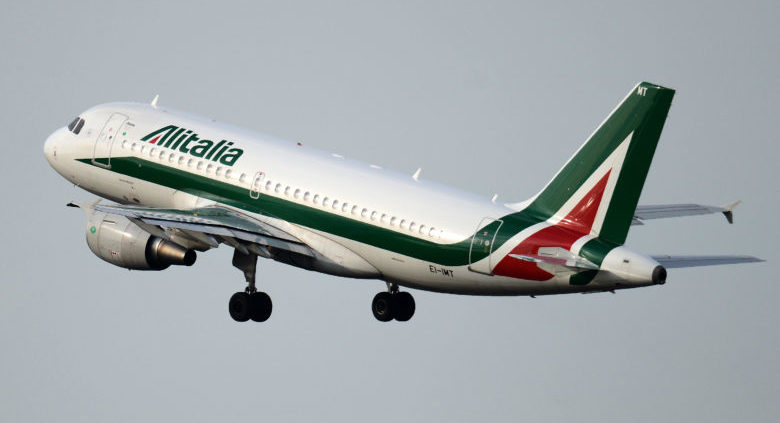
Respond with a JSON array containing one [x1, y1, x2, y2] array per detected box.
[[1, 1, 777, 421]]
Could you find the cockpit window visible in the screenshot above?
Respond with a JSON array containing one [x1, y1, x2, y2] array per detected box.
[[74, 118, 85, 134], [67, 117, 85, 134]]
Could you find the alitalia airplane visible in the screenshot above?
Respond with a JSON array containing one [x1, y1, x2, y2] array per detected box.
[[44, 82, 762, 323]]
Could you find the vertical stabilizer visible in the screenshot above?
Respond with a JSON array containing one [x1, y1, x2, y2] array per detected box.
[[524, 82, 675, 245]]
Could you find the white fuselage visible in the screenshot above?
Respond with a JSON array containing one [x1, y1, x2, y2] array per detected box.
[[44, 102, 658, 295]]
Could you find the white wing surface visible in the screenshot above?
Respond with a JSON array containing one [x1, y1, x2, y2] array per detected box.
[[87, 203, 315, 257]]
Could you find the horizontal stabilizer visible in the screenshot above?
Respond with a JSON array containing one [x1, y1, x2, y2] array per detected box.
[[652, 255, 764, 269], [632, 202, 740, 225], [509, 250, 599, 271]]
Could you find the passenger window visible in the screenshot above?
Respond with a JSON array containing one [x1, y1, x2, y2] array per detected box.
[[410, 222, 417, 231], [239, 173, 246, 183], [390, 217, 397, 226], [284, 186, 291, 196], [216, 167, 224, 177], [265, 181, 272, 190], [419, 225, 426, 235], [304, 192, 311, 201], [295, 189, 301, 199], [361, 208, 368, 218], [323, 197, 330, 207], [225, 169, 233, 179], [400, 219, 407, 229], [275, 184, 281, 193], [332, 200, 339, 209], [313, 194, 320, 204], [351, 205, 358, 215], [342, 203, 349, 212], [371, 211, 377, 221]]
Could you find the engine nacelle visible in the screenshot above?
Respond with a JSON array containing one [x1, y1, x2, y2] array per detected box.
[[85, 211, 196, 270]]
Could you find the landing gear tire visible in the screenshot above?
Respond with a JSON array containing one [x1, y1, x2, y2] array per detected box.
[[372, 292, 395, 322], [393, 291, 416, 322], [229, 292, 252, 322], [229, 291, 273, 322], [250, 292, 273, 322], [372, 291, 416, 322]]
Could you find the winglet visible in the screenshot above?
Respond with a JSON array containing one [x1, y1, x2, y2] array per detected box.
[[151, 94, 159, 108], [412, 168, 421, 181], [721, 200, 741, 224]]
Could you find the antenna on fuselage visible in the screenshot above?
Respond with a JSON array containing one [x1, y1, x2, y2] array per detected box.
[[150, 94, 159, 108], [412, 168, 421, 181]]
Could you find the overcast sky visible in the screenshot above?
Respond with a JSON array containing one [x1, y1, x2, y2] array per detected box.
[[1, 1, 777, 422]]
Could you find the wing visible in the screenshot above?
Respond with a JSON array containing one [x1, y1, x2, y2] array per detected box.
[[652, 255, 764, 269], [89, 203, 315, 257], [632, 201, 740, 225]]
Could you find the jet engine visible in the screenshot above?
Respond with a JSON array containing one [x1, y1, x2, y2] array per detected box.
[[84, 211, 196, 270]]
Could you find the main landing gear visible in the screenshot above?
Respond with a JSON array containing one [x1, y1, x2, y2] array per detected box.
[[227, 251, 415, 323], [229, 250, 272, 322], [372, 283, 415, 322]]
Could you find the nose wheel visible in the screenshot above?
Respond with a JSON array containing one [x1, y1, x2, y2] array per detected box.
[[230, 249, 273, 323], [372, 285, 415, 322]]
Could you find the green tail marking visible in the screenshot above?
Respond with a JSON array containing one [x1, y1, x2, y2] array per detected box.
[[526, 82, 675, 245]]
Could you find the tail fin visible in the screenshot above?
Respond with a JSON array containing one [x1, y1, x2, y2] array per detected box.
[[525, 82, 675, 245]]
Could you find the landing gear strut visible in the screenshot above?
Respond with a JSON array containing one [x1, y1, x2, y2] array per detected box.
[[372, 283, 415, 322], [229, 250, 272, 322]]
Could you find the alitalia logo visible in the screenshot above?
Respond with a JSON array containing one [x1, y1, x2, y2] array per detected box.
[[141, 125, 244, 166]]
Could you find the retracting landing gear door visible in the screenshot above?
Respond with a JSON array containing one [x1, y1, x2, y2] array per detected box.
[[468, 218, 503, 275], [92, 113, 129, 169]]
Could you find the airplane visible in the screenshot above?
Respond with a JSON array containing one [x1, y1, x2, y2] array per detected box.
[[43, 82, 763, 323]]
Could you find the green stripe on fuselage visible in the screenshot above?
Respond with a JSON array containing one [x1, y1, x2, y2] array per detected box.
[[78, 157, 541, 266]]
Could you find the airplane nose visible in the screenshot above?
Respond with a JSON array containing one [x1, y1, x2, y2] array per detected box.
[[44, 128, 63, 166]]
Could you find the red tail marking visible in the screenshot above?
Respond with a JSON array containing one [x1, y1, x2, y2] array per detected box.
[[149, 135, 161, 144], [492, 170, 611, 281], [558, 169, 611, 234]]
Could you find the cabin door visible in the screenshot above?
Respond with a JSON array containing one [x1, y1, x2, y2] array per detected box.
[[468, 218, 503, 275], [249, 171, 265, 199], [92, 113, 129, 169]]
